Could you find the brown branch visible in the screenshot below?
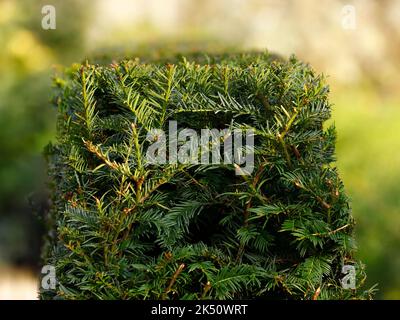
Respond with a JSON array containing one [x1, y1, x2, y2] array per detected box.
[[163, 263, 185, 299], [312, 287, 321, 300], [201, 281, 212, 299]]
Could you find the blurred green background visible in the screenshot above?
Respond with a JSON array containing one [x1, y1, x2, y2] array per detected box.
[[0, 0, 399, 299]]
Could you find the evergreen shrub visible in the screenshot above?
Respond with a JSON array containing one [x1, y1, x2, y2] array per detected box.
[[42, 52, 373, 299]]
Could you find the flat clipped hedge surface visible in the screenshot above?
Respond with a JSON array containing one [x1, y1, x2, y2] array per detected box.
[[43, 52, 370, 299]]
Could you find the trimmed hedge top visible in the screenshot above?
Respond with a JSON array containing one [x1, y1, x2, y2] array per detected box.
[[42, 51, 372, 299]]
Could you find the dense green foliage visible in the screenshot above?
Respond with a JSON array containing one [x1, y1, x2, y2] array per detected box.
[[42, 52, 373, 299]]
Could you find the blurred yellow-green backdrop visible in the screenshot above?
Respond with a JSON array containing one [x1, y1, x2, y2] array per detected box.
[[0, 0, 399, 299]]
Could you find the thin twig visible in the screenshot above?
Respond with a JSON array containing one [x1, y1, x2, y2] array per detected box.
[[163, 263, 185, 299]]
